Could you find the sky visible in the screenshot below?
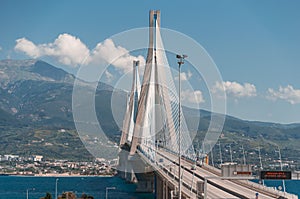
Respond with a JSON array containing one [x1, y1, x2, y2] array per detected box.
[[0, 0, 300, 124]]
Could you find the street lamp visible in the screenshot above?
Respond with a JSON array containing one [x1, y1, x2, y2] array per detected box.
[[105, 187, 116, 199], [55, 178, 59, 199], [176, 54, 187, 199], [26, 188, 35, 199], [275, 146, 286, 194]]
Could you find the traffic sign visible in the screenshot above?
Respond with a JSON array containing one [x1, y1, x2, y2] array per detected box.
[[260, 171, 291, 180]]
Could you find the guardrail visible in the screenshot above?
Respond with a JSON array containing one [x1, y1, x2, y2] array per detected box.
[[233, 179, 298, 199], [201, 163, 298, 199], [137, 146, 299, 199]]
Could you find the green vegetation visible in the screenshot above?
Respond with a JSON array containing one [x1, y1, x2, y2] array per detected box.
[[0, 126, 93, 161], [41, 192, 52, 199], [0, 59, 299, 168]]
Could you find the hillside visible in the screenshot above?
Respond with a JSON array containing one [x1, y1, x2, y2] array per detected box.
[[0, 59, 120, 160], [0, 108, 19, 126], [0, 59, 299, 167], [0, 59, 116, 129]]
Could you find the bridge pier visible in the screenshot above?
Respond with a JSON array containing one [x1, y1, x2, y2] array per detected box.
[[117, 145, 131, 180], [156, 174, 164, 198], [125, 161, 138, 183], [155, 172, 193, 199], [118, 147, 197, 198], [129, 153, 154, 193], [118, 147, 154, 193]]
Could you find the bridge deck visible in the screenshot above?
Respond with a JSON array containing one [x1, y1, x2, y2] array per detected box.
[[138, 146, 297, 199]]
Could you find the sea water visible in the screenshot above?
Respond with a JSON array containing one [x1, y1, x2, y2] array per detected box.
[[0, 176, 299, 199], [252, 179, 300, 197], [0, 176, 154, 199]]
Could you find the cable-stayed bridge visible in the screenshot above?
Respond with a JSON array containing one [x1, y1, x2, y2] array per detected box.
[[118, 10, 297, 199]]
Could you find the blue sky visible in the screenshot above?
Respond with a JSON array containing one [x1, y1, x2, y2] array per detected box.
[[0, 0, 300, 123]]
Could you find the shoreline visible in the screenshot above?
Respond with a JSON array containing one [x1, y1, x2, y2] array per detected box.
[[0, 173, 115, 177]]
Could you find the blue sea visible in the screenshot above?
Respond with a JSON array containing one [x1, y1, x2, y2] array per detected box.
[[252, 180, 300, 197], [0, 176, 299, 198], [0, 176, 154, 199]]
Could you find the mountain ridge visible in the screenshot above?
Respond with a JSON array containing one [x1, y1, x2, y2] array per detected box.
[[0, 59, 299, 163], [0, 59, 75, 93], [0, 59, 299, 130]]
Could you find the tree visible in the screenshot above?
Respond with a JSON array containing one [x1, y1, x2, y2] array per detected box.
[[58, 192, 76, 199], [80, 193, 94, 199], [40, 192, 52, 199]]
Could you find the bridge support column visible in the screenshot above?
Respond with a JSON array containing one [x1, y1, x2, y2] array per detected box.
[[129, 154, 154, 193], [117, 146, 128, 180], [164, 179, 170, 199], [156, 174, 164, 199], [125, 162, 138, 183], [135, 172, 154, 193], [196, 181, 205, 199]]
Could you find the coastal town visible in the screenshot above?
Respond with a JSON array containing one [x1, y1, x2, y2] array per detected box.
[[0, 154, 117, 176]]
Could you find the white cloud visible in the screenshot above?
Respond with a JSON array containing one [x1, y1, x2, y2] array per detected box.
[[15, 38, 41, 57], [180, 72, 188, 81], [187, 70, 192, 79], [182, 89, 205, 104], [267, 85, 300, 104], [15, 33, 145, 72], [15, 34, 89, 66], [213, 81, 257, 97], [104, 70, 114, 82], [175, 71, 192, 81], [90, 39, 145, 73]]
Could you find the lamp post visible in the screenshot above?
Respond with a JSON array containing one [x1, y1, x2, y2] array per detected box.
[[275, 146, 286, 194], [105, 187, 116, 199], [229, 144, 233, 163], [257, 147, 264, 186], [55, 178, 59, 199], [218, 141, 223, 165], [176, 54, 187, 199], [241, 145, 246, 165], [26, 188, 35, 199]]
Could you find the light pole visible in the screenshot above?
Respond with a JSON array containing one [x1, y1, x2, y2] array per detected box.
[[26, 188, 35, 199], [241, 145, 246, 165], [275, 146, 286, 194], [257, 147, 264, 186], [229, 144, 233, 163], [209, 143, 214, 167], [176, 54, 187, 199], [218, 141, 223, 165], [55, 178, 59, 199], [105, 187, 116, 199]]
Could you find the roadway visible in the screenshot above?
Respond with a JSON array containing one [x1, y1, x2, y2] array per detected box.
[[155, 152, 239, 198], [154, 148, 283, 199], [139, 146, 240, 199]]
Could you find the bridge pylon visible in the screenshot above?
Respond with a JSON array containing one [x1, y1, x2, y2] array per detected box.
[[129, 9, 185, 158], [120, 60, 141, 146]]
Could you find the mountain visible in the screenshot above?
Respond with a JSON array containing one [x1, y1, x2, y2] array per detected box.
[[0, 59, 120, 160], [0, 59, 74, 87], [0, 59, 116, 129], [0, 59, 299, 164], [0, 107, 19, 125], [184, 106, 300, 142]]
